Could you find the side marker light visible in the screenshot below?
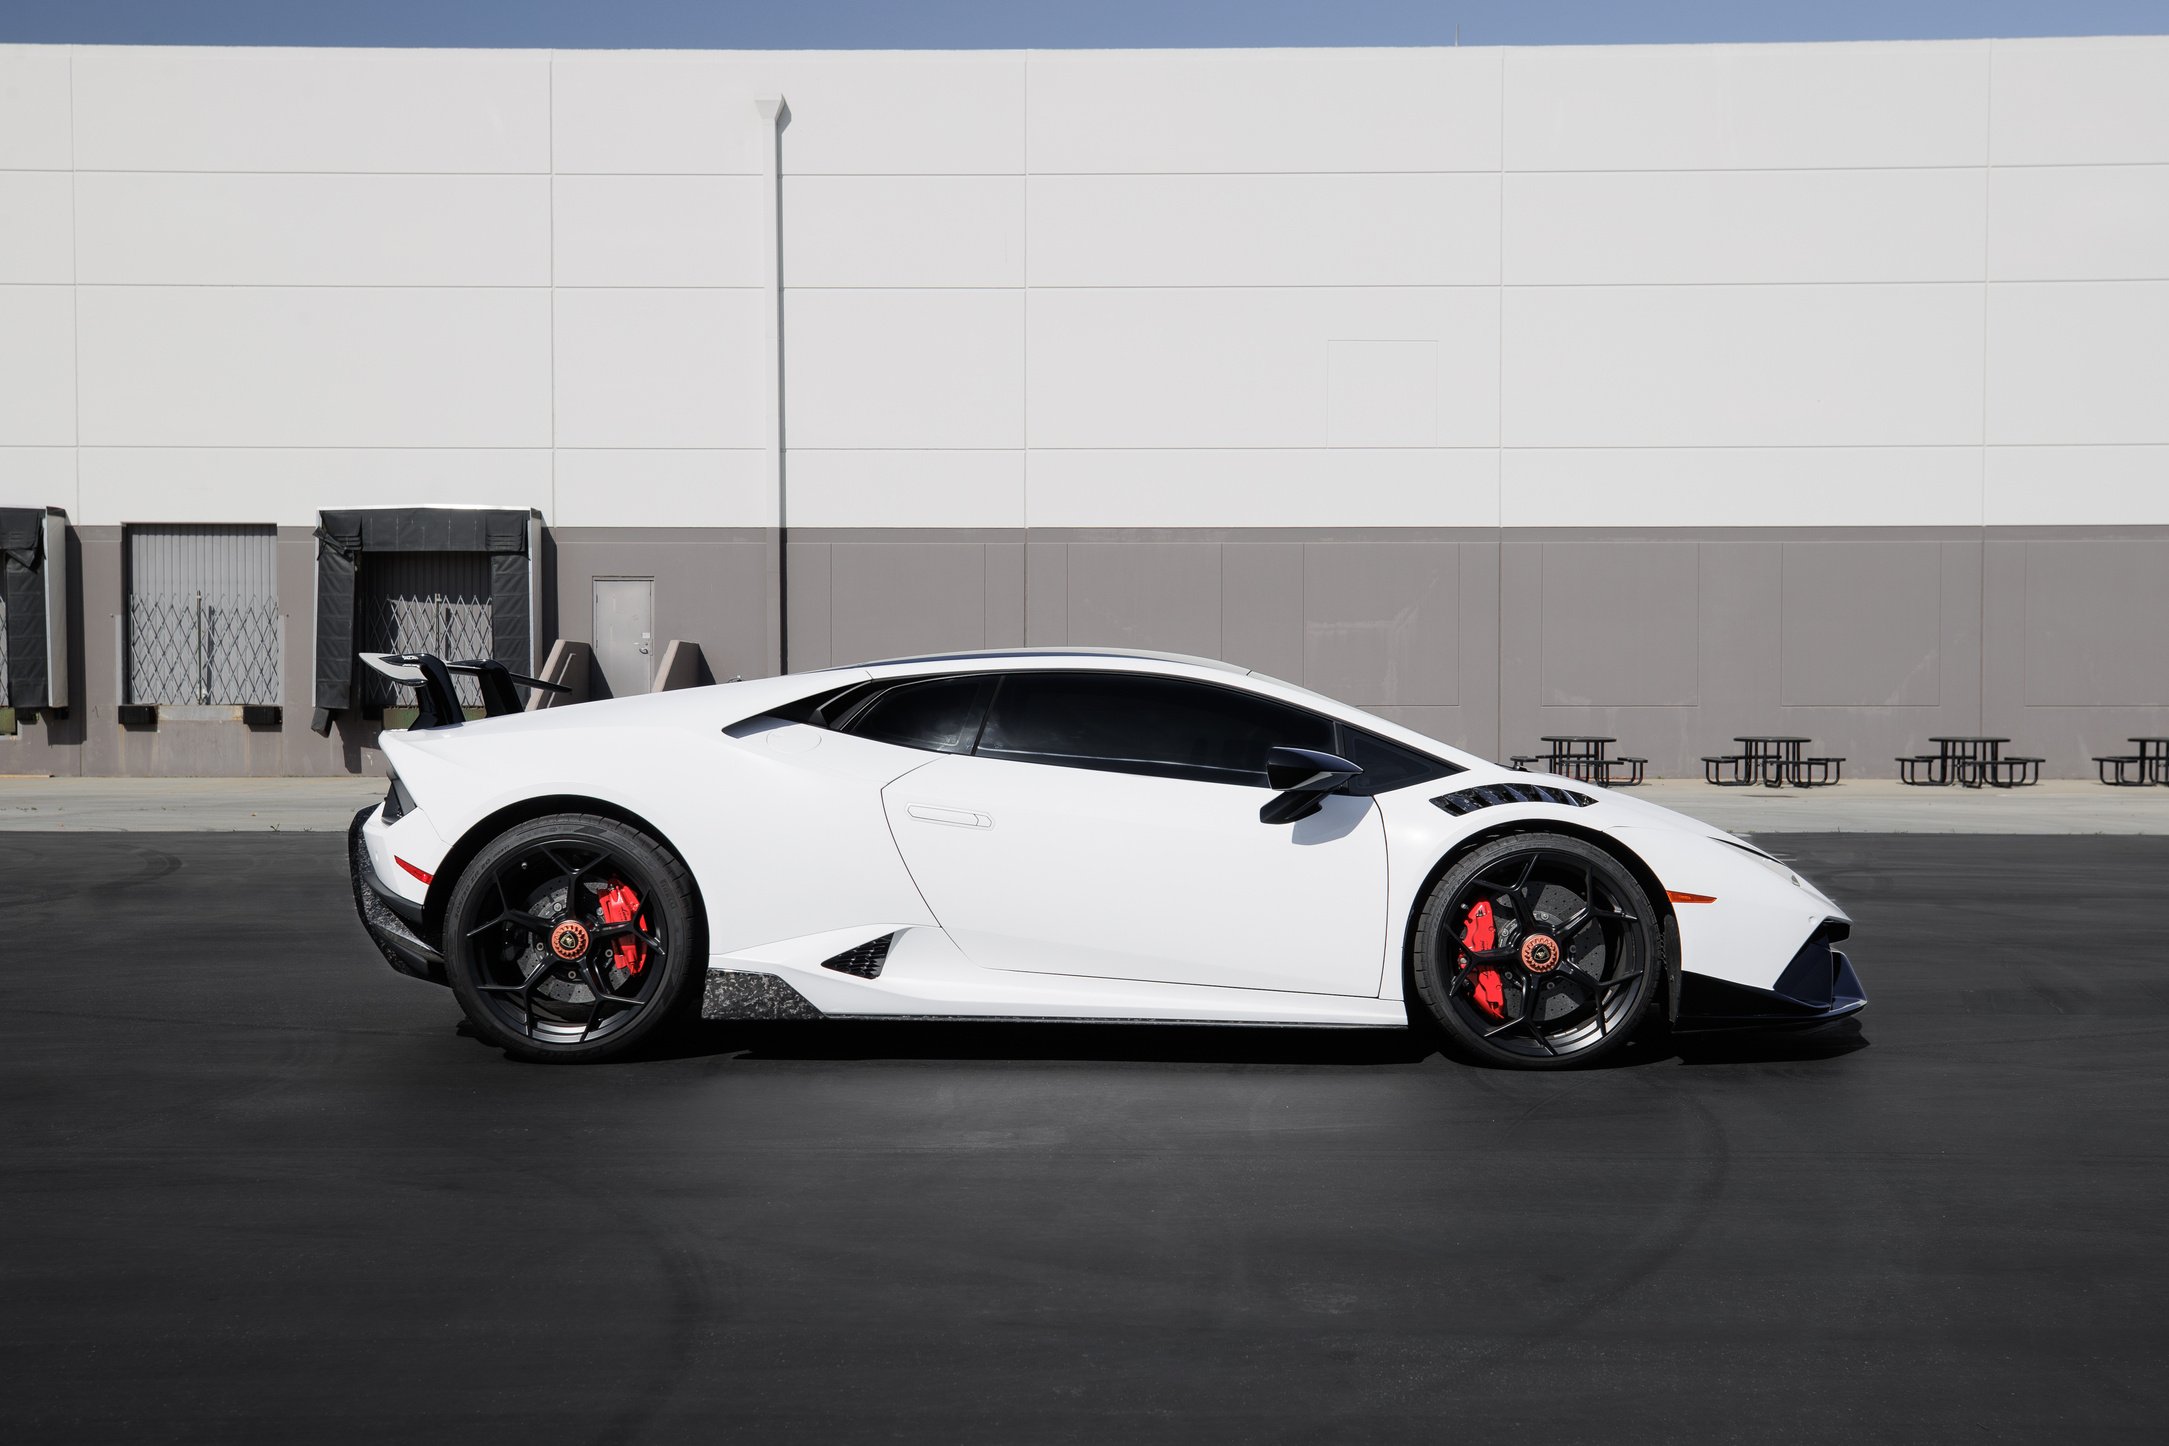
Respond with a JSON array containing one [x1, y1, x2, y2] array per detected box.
[[1665, 890, 1716, 904], [395, 857, 435, 885]]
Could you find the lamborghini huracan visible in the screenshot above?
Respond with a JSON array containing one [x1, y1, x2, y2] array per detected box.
[[350, 647, 1864, 1067]]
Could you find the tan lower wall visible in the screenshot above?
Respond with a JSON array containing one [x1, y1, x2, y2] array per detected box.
[[8, 523, 2167, 778]]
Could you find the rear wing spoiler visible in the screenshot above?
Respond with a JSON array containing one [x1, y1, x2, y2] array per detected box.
[[359, 652, 569, 730]]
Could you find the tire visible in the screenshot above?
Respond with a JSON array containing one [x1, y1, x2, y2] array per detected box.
[[443, 812, 702, 1063], [1410, 832, 1661, 1070]]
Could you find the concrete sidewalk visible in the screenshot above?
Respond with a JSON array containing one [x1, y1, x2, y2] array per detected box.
[[2, 774, 2167, 834], [0, 777, 385, 831]]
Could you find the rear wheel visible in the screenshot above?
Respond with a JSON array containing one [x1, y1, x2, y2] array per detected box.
[[1411, 833, 1661, 1069], [443, 813, 700, 1063]]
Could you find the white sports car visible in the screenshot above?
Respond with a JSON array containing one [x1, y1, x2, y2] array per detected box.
[[349, 647, 1864, 1068]]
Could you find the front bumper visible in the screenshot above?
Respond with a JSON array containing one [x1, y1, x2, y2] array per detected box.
[[348, 804, 447, 986], [1675, 923, 1867, 1031]]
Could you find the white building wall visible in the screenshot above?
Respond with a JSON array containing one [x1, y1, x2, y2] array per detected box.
[[5, 37, 2169, 530]]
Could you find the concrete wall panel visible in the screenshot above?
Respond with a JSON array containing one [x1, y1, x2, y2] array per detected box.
[[553, 176, 767, 288], [553, 288, 766, 449], [786, 451, 1023, 529], [1990, 36, 2169, 166], [1062, 541, 1224, 660], [550, 54, 761, 175], [1989, 165, 2169, 281], [1026, 49, 1501, 174], [1301, 541, 1459, 706], [0, 285, 75, 446], [785, 289, 1023, 449], [79, 286, 549, 448], [1030, 173, 1498, 288], [1779, 540, 1944, 707], [1030, 287, 1499, 449], [1505, 284, 1983, 447], [0, 447, 74, 515], [0, 46, 70, 169], [78, 447, 550, 528], [1506, 41, 1988, 171], [824, 541, 997, 663], [0, 171, 72, 283], [73, 47, 550, 173], [1027, 449, 1498, 529], [1987, 282, 2169, 444], [1539, 542, 1700, 707], [785, 176, 1023, 289], [1984, 532, 2169, 768], [1219, 541, 1306, 683], [1506, 169, 1985, 285], [76, 173, 551, 286], [555, 449, 770, 530], [1985, 446, 2169, 527], [1503, 447, 1982, 529], [2015, 538, 2169, 707]]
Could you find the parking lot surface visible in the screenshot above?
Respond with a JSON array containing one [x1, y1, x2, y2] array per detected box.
[[4, 832, 2163, 1444]]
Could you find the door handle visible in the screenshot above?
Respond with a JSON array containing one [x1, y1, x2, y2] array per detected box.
[[906, 804, 993, 829]]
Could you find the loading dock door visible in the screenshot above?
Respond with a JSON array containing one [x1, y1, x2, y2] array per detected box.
[[357, 552, 494, 709], [125, 524, 280, 706], [310, 507, 540, 734], [592, 578, 654, 698]]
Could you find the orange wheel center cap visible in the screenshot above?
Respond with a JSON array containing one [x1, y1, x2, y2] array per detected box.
[[550, 920, 591, 961], [1520, 934, 1561, 973]]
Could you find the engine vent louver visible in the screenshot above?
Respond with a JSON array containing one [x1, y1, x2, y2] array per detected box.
[[1430, 781, 1595, 817], [819, 932, 898, 980]]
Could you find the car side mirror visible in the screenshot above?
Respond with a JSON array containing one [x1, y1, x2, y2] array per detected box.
[[1259, 746, 1362, 825]]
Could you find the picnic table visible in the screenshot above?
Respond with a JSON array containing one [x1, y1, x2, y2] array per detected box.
[[1703, 736, 1843, 788], [1898, 736, 2041, 788], [2094, 737, 2169, 786], [1508, 735, 1646, 787]]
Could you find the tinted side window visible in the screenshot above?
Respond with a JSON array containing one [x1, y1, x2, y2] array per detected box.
[[840, 676, 989, 754], [975, 672, 1333, 786], [1333, 724, 1460, 795]]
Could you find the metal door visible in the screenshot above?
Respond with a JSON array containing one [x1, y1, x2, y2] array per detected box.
[[125, 524, 281, 705], [592, 578, 654, 698]]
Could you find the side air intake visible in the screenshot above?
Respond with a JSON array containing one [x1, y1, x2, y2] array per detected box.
[[820, 932, 897, 979], [1430, 781, 1594, 817]]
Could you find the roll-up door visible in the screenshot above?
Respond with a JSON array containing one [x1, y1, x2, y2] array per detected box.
[[124, 525, 281, 707]]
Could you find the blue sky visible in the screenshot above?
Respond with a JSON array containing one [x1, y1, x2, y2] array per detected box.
[[3, 1, 2165, 49]]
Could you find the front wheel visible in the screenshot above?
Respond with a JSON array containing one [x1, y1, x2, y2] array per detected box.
[[443, 813, 701, 1063], [1410, 832, 1662, 1069]]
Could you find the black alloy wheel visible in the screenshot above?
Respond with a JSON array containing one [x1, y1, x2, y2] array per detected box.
[[1411, 832, 1662, 1069], [443, 813, 700, 1063]]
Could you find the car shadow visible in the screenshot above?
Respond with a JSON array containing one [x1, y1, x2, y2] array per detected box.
[[1669, 1018, 1872, 1066], [662, 1017, 1440, 1068], [484, 1013, 1868, 1071]]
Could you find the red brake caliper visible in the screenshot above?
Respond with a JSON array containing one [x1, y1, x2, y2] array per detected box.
[[596, 881, 649, 976], [1458, 899, 1506, 1020]]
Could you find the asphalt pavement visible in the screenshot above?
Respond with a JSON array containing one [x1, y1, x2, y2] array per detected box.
[[4, 832, 2164, 1444]]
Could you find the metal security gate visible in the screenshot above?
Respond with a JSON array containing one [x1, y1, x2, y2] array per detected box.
[[356, 552, 494, 709], [125, 525, 281, 706]]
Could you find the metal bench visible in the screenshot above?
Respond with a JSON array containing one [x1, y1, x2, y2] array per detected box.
[[1961, 755, 2042, 789], [1785, 756, 1844, 788], [1896, 754, 1950, 786]]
